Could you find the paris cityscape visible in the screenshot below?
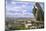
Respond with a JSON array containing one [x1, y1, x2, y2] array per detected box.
[[5, 0, 44, 31]]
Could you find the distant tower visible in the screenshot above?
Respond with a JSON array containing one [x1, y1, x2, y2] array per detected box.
[[32, 6, 37, 17]]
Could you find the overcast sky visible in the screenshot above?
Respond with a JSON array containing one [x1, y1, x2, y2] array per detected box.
[[6, 0, 44, 18]]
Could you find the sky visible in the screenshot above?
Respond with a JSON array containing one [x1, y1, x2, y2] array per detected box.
[[6, 0, 44, 18]]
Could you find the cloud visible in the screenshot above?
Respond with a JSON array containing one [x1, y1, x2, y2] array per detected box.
[[11, 1, 16, 4], [21, 4, 26, 7], [6, 2, 33, 17], [6, 0, 44, 18]]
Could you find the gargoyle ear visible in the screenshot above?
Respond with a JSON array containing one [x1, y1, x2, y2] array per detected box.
[[35, 2, 41, 9]]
